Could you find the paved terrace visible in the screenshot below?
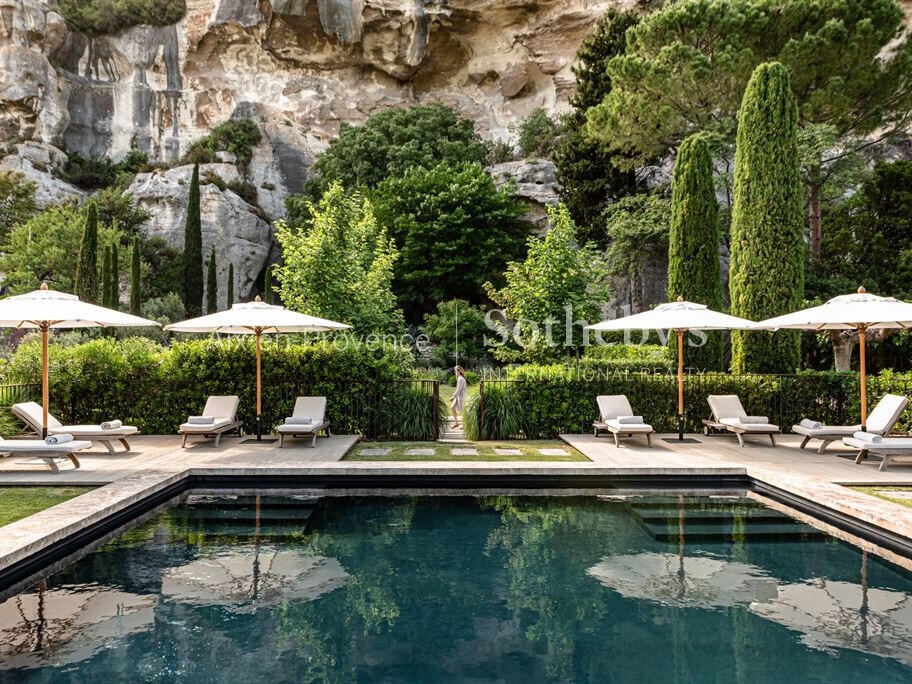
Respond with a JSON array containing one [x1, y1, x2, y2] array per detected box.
[[3, 433, 912, 580]]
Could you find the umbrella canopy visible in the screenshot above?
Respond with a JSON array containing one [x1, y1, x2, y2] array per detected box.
[[587, 552, 778, 610], [0, 284, 159, 435], [160, 550, 349, 613], [0, 582, 156, 670], [758, 287, 912, 426], [586, 299, 761, 439], [165, 298, 350, 440]]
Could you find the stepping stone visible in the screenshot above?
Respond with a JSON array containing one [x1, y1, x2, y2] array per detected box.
[[451, 447, 479, 456], [358, 447, 391, 456], [494, 448, 522, 456], [406, 448, 435, 456], [539, 448, 569, 456]]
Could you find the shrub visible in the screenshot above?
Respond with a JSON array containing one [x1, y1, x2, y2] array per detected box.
[[60, 152, 119, 189], [421, 299, 493, 368], [58, 0, 187, 36], [0, 171, 37, 241], [486, 140, 516, 165], [463, 384, 527, 440], [517, 108, 560, 159], [183, 119, 262, 170], [2, 338, 424, 437]]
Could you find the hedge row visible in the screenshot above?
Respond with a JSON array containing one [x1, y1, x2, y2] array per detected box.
[[1, 337, 442, 439], [466, 366, 912, 440]]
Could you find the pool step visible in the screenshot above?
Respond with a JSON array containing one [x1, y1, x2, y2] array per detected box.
[[639, 521, 827, 543], [177, 507, 315, 523], [632, 508, 793, 525]]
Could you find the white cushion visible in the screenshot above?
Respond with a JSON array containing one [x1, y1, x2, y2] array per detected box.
[[792, 424, 859, 437], [49, 425, 138, 437], [277, 420, 325, 434], [719, 418, 777, 431], [843, 437, 912, 451], [202, 396, 239, 420], [180, 417, 233, 432], [290, 397, 326, 425], [597, 395, 634, 421], [866, 394, 909, 435], [0, 439, 91, 453], [606, 419, 653, 433], [708, 395, 747, 421]]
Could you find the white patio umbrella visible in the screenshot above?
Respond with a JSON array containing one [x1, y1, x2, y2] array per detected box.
[[587, 298, 761, 440], [0, 284, 159, 436], [758, 287, 912, 429], [165, 297, 350, 441]]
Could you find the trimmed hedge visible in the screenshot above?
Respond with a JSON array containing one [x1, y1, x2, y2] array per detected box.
[[1, 337, 440, 438], [465, 366, 912, 439]]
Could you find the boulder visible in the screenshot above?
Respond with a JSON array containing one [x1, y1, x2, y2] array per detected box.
[[487, 158, 560, 233], [125, 165, 273, 308], [0, 142, 84, 208]]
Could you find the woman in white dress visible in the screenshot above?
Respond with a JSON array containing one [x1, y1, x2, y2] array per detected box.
[[451, 366, 468, 428]]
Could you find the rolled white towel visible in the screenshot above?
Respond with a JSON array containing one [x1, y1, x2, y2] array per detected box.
[[45, 434, 73, 445], [616, 415, 644, 424], [799, 418, 822, 429], [100, 419, 123, 430], [285, 416, 313, 425], [187, 416, 215, 425], [853, 431, 882, 443], [740, 416, 769, 424]]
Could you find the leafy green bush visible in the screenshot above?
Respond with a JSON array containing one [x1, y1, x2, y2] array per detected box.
[[379, 384, 447, 440], [463, 385, 527, 440], [1, 337, 426, 437], [58, 0, 187, 36], [60, 150, 152, 190], [447, 371, 479, 386], [517, 108, 560, 159], [183, 119, 262, 170], [421, 299, 492, 368]]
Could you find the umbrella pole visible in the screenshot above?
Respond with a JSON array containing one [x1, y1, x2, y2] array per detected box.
[[858, 325, 867, 431], [677, 329, 685, 440], [41, 323, 49, 439], [255, 329, 262, 441]]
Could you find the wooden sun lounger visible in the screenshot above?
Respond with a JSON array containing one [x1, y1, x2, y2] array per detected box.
[[0, 439, 91, 472], [179, 396, 243, 447], [277, 397, 331, 448], [791, 394, 908, 454], [12, 401, 139, 454], [704, 395, 779, 447], [592, 395, 654, 447]]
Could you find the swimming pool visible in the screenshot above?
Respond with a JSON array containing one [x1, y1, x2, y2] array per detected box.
[[1, 494, 911, 682]]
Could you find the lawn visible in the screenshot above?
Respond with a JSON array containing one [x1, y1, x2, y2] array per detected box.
[[852, 486, 912, 511], [345, 440, 589, 462], [0, 487, 95, 527]]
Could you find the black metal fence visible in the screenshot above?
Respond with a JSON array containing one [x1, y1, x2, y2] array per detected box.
[[475, 372, 912, 439], [0, 379, 441, 441]]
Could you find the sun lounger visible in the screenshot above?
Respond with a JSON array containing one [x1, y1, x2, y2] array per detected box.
[[703, 395, 779, 447], [0, 437, 91, 472], [841, 433, 912, 471], [592, 395, 654, 447], [179, 396, 242, 447], [12, 401, 139, 454], [792, 393, 908, 455], [276, 397, 331, 447]]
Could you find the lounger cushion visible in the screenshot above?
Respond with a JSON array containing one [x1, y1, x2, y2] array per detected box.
[[277, 420, 326, 434], [202, 396, 240, 420], [842, 437, 912, 451], [719, 418, 778, 431], [792, 424, 860, 437], [605, 419, 653, 433], [48, 425, 139, 437], [11, 402, 64, 430], [290, 397, 326, 424], [0, 439, 91, 453], [179, 418, 234, 433], [597, 395, 635, 422], [708, 395, 747, 422]]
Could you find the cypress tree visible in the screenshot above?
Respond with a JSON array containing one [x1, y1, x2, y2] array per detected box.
[[263, 264, 274, 304], [729, 62, 805, 373], [110, 242, 119, 309], [130, 236, 141, 316], [183, 163, 203, 317], [227, 263, 234, 308], [101, 246, 112, 308], [206, 245, 218, 313], [667, 134, 724, 371], [75, 203, 99, 302]]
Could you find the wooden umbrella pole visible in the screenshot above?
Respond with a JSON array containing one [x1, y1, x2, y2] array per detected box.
[[255, 328, 262, 440], [41, 323, 49, 438], [859, 325, 867, 430], [677, 329, 685, 440]]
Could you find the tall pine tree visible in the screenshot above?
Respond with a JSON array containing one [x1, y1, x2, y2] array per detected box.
[[263, 263, 274, 304], [729, 62, 805, 373], [668, 134, 724, 371], [183, 163, 203, 316], [110, 242, 119, 309], [206, 245, 218, 313], [75, 203, 99, 302], [130, 236, 141, 316], [101, 246, 112, 308], [227, 263, 234, 308]]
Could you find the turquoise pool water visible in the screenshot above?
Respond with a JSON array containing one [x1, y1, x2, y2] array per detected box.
[[1, 494, 912, 682]]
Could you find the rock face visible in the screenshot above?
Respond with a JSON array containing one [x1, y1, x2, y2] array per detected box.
[[125, 164, 273, 307], [488, 158, 560, 233], [0, 141, 84, 207]]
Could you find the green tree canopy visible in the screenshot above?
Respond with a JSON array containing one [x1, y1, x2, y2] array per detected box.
[[668, 134, 724, 371], [729, 63, 805, 373], [0, 171, 37, 242], [554, 8, 642, 243], [585, 0, 912, 252], [275, 183, 404, 335], [485, 204, 611, 362], [303, 104, 488, 199], [75, 202, 100, 303], [420, 299, 492, 369], [372, 162, 531, 321]]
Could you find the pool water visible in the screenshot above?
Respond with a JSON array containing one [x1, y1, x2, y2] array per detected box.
[[2, 494, 912, 683]]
